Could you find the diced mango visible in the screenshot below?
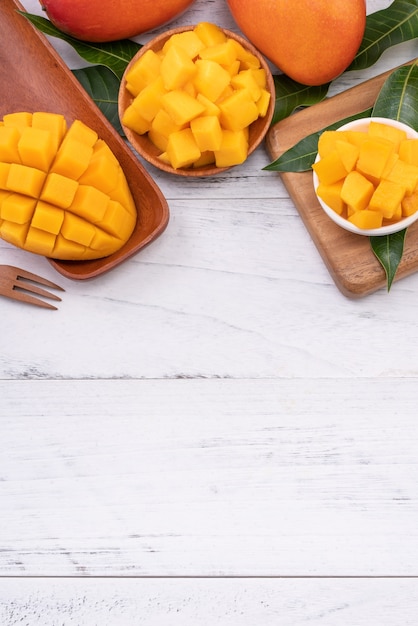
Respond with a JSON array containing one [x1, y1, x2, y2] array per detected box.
[[199, 39, 237, 66], [399, 139, 418, 166], [314, 121, 418, 230], [340, 171, 374, 212], [368, 120, 407, 151], [161, 89, 206, 126], [162, 30, 205, 59], [219, 89, 259, 131], [214, 129, 248, 167], [194, 22, 227, 47], [131, 76, 166, 122], [125, 49, 162, 96], [121, 22, 271, 170], [0, 193, 36, 224], [40, 172, 79, 209], [316, 181, 346, 215], [348, 209, 383, 230], [356, 137, 396, 180], [231, 69, 261, 102], [190, 115, 223, 152], [402, 189, 418, 217], [51, 137, 93, 179], [384, 159, 418, 195], [166, 128, 201, 169], [160, 45, 197, 90], [193, 59, 231, 102], [32, 112, 67, 152], [0, 126, 21, 164], [369, 179, 406, 219], [122, 104, 151, 135], [0, 112, 137, 260], [335, 140, 359, 173], [7, 163, 46, 198], [312, 151, 347, 185]]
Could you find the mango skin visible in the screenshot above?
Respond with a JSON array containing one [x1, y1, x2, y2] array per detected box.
[[39, 0, 197, 42], [0, 112, 137, 261], [226, 0, 366, 86]]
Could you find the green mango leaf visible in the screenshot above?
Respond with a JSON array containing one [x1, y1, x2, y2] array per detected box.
[[372, 60, 418, 128], [72, 65, 123, 135], [264, 109, 373, 172], [348, 0, 418, 72], [272, 75, 330, 124], [19, 12, 141, 80], [369, 62, 418, 289], [370, 229, 407, 291]]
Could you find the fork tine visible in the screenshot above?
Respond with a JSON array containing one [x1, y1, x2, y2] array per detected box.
[[13, 267, 65, 292], [8, 288, 59, 310], [14, 279, 63, 302]]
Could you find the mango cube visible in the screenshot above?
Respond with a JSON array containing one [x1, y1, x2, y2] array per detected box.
[[402, 189, 418, 217], [214, 129, 248, 167], [125, 49, 162, 96], [194, 22, 227, 47], [312, 151, 347, 185], [190, 115, 223, 152], [160, 45, 197, 90], [161, 90, 206, 126], [356, 137, 396, 180], [316, 181, 345, 215], [369, 180, 406, 219], [399, 139, 418, 166], [348, 209, 383, 230], [166, 128, 201, 169], [199, 39, 237, 66], [162, 30, 205, 58], [340, 171, 374, 212], [0, 126, 21, 164], [219, 89, 259, 131], [193, 59, 231, 102]]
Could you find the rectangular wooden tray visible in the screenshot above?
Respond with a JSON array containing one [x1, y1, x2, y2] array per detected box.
[[266, 63, 418, 298]]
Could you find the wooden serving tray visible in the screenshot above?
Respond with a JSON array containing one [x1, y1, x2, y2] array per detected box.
[[266, 63, 418, 298], [0, 0, 169, 280]]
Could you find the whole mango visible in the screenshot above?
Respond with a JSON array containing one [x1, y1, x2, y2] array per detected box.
[[226, 0, 366, 86], [0, 112, 137, 260], [39, 0, 197, 42]]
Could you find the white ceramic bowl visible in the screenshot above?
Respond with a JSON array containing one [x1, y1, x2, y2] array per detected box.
[[313, 116, 418, 236]]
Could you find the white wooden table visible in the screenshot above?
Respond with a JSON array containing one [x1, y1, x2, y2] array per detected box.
[[1, 0, 418, 623]]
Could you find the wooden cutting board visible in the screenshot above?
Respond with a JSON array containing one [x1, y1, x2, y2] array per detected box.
[[266, 62, 418, 298]]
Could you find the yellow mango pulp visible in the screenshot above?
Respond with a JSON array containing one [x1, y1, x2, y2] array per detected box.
[[313, 121, 418, 229], [0, 112, 136, 260], [122, 22, 271, 169]]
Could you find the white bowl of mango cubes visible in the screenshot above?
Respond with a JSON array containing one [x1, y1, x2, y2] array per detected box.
[[312, 117, 418, 236], [118, 22, 275, 177]]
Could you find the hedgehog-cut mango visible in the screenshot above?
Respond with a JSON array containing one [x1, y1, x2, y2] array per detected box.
[[0, 112, 137, 260]]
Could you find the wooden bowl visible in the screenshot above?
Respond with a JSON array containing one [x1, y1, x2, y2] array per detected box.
[[1, 0, 169, 280], [118, 25, 276, 177]]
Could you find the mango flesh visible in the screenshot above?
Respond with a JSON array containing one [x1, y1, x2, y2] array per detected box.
[[122, 22, 271, 170], [313, 121, 418, 230], [0, 112, 136, 260]]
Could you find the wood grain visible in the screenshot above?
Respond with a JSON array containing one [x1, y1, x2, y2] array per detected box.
[[2, 378, 418, 577], [266, 62, 418, 298], [1, 578, 418, 625]]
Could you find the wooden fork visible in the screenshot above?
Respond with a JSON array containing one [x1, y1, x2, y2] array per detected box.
[[0, 265, 64, 310]]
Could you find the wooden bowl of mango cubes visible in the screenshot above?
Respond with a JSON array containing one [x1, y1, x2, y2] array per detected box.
[[118, 22, 275, 177]]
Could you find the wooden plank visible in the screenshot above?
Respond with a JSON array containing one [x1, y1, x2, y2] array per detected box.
[[1, 577, 418, 625], [1, 378, 418, 576], [266, 61, 418, 298]]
